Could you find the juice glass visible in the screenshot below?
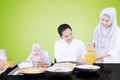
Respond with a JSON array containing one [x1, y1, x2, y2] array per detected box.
[[8, 59, 14, 68], [85, 52, 96, 65]]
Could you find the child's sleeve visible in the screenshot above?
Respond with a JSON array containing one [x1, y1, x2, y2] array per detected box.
[[42, 50, 51, 65]]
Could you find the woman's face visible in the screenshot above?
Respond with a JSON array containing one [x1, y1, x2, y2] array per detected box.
[[61, 28, 74, 43], [101, 15, 112, 28]]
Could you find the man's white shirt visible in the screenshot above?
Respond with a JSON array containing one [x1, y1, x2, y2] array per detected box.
[[55, 39, 86, 62]]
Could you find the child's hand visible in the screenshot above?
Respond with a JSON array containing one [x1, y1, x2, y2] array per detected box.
[[43, 57, 47, 60], [40, 56, 47, 60]]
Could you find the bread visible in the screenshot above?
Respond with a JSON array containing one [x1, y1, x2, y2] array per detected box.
[[18, 67, 46, 74]]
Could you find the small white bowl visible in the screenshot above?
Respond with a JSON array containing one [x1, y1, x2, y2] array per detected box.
[[18, 61, 33, 68]]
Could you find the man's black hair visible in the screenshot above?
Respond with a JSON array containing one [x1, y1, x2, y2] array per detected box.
[[57, 24, 72, 36]]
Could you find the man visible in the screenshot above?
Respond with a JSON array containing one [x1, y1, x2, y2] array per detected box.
[[54, 24, 87, 64]]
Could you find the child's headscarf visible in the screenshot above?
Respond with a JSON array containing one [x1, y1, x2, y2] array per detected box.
[[32, 44, 41, 50]]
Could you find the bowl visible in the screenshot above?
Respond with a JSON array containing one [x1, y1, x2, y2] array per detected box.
[[18, 61, 33, 68]]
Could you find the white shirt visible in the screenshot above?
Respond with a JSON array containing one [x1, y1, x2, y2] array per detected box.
[[55, 39, 86, 62]]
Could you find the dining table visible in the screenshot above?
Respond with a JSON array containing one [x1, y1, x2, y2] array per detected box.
[[0, 63, 120, 80]]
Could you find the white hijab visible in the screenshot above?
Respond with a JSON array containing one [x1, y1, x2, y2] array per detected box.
[[94, 8, 120, 56]]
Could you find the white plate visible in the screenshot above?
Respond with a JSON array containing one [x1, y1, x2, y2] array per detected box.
[[18, 61, 33, 68], [76, 65, 100, 70], [53, 62, 76, 69], [0, 64, 8, 74], [46, 66, 72, 72]]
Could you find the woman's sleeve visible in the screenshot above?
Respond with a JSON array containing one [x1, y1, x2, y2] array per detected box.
[[108, 36, 120, 57]]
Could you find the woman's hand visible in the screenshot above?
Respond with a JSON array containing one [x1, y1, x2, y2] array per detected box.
[[87, 42, 95, 52], [95, 55, 104, 61], [95, 54, 110, 61], [77, 58, 88, 64]]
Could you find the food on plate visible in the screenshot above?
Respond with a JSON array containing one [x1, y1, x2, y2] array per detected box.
[[86, 65, 96, 69], [18, 67, 46, 74], [54, 62, 76, 69], [76, 65, 100, 70], [54, 68, 64, 72], [46, 65, 73, 73], [0, 59, 8, 74], [35, 64, 50, 68], [18, 61, 49, 74]]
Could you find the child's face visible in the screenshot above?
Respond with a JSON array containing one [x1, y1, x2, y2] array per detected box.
[[101, 15, 112, 28], [33, 49, 41, 56], [61, 28, 74, 43]]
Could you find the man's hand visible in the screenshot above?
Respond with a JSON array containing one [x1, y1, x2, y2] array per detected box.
[[77, 58, 88, 64]]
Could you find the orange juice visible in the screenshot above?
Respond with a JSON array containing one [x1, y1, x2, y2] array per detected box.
[[8, 60, 14, 68], [85, 52, 96, 65]]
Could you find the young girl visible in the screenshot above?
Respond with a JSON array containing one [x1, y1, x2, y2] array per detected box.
[[88, 8, 120, 63], [27, 44, 51, 64]]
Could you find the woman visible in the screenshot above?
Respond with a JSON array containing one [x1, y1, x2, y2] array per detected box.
[[88, 8, 120, 63]]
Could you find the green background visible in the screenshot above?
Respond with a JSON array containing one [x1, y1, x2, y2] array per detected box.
[[0, 0, 120, 62]]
